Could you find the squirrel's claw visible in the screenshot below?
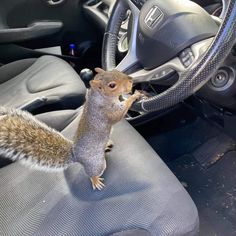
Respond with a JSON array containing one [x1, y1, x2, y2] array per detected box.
[[90, 176, 105, 190], [133, 90, 146, 100], [105, 139, 114, 153]]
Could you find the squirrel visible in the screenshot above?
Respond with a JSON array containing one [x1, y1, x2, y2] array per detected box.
[[0, 68, 143, 190]]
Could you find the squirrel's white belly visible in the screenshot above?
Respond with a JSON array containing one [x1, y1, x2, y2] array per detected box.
[[73, 134, 107, 177]]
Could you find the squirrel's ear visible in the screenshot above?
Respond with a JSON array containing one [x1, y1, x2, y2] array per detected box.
[[89, 80, 102, 90], [95, 67, 105, 74]]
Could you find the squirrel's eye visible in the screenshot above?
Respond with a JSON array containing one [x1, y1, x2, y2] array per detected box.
[[108, 82, 117, 89]]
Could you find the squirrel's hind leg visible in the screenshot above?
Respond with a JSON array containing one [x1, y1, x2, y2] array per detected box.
[[90, 176, 105, 190], [105, 139, 114, 153]]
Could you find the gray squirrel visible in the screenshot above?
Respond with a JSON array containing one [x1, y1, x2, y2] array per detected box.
[[0, 68, 143, 190]]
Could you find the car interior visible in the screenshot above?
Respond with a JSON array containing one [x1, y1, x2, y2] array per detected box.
[[0, 0, 235, 235]]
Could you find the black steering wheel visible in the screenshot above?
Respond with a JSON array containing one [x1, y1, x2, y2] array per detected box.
[[102, 0, 236, 112]]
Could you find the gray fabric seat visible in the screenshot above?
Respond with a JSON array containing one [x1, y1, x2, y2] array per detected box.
[[0, 109, 199, 236], [0, 55, 86, 110]]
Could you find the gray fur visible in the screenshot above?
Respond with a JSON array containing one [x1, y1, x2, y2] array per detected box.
[[72, 89, 112, 177], [0, 71, 138, 190]]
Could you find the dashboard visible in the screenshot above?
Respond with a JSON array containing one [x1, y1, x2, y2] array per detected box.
[[83, 0, 224, 31], [83, 0, 224, 55]]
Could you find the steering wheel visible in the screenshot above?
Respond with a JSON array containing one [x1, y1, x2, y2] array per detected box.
[[102, 0, 236, 113]]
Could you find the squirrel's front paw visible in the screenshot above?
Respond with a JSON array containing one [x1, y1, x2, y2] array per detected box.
[[90, 176, 105, 190], [133, 90, 146, 100]]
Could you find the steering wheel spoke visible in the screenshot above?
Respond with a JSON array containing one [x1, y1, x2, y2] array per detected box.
[[116, 0, 140, 72], [130, 38, 214, 84]]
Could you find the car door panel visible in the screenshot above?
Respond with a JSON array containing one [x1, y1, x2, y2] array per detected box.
[[0, 0, 102, 68], [0, 0, 93, 45]]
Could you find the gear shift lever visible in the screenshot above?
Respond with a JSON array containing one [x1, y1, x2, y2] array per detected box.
[[80, 68, 94, 82]]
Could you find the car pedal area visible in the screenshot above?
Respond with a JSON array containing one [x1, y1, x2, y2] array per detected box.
[[193, 133, 236, 168]]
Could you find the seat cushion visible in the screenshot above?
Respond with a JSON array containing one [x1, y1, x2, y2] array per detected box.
[[0, 56, 86, 109], [0, 109, 199, 236]]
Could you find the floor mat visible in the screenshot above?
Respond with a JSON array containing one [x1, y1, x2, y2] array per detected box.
[[137, 114, 236, 235], [168, 152, 236, 236], [137, 117, 222, 162], [193, 133, 236, 167]]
